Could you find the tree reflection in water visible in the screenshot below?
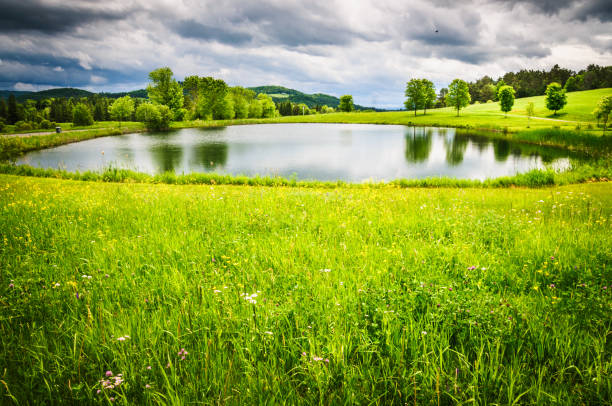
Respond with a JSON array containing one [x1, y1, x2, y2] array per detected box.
[[404, 127, 433, 163]]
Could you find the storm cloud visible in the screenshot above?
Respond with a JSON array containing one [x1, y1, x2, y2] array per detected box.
[[0, 0, 610, 108], [0, 0, 130, 34]]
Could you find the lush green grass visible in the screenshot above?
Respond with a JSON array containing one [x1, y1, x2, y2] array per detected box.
[[0, 175, 610, 404], [465, 88, 612, 123]]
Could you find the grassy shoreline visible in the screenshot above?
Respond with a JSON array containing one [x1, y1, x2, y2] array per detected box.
[[0, 158, 610, 189]]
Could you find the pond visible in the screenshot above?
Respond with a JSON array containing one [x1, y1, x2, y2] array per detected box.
[[16, 124, 574, 181]]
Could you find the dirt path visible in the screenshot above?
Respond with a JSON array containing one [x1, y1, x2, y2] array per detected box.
[[1, 128, 94, 138], [480, 112, 578, 123]]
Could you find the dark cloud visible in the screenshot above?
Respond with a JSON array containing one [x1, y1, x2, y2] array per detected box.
[[165, 1, 374, 48], [172, 20, 252, 44], [0, 0, 128, 34], [0, 51, 144, 88], [493, 0, 611, 22], [496, 0, 575, 14], [573, 0, 612, 22]]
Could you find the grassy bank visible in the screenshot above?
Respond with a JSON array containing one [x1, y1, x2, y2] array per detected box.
[[0, 125, 146, 160], [1, 158, 610, 189], [0, 175, 610, 404]]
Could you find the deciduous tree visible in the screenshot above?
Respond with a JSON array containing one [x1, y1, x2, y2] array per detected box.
[[338, 95, 354, 112], [545, 82, 567, 116], [445, 79, 471, 116], [404, 79, 424, 116], [526, 102, 535, 128], [595, 95, 612, 134], [108, 96, 134, 127], [146, 67, 184, 112], [72, 103, 94, 126], [497, 85, 515, 117], [421, 79, 436, 115]]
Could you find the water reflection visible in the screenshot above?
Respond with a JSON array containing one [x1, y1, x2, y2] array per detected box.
[[192, 143, 228, 169], [150, 145, 183, 172], [404, 127, 432, 163], [493, 140, 510, 162], [443, 135, 468, 166], [16, 124, 578, 181]]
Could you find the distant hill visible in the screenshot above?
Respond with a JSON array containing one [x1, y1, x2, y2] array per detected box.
[[0, 86, 381, 110], [0, 88, 147, 102], [247, 85, 378, 110], [0, 90, 34, 101], [99, 89, 148, 99]]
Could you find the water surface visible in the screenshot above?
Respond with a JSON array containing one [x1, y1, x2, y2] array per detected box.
[[17, 124, 573, 181]]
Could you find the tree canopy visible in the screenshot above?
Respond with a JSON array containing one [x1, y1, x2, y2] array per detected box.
[[497, 85, 515, 117], [445, 79, 471, 116], [338, 95, 354, 112], [146, 67, 184, 112], [72, 103, 94, 126], [544, 82, 567, 115], [404, 79, 424, 116], [108, 95, 134, 126]]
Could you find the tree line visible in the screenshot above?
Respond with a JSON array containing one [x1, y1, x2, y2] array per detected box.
[[405, 78, 570, 118], [467, 64, 611, 103], [0, 67, 349, 132]]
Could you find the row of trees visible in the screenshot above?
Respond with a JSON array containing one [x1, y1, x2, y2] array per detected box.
[[405, 78, 570, 117], [467, 64, 611, 103]]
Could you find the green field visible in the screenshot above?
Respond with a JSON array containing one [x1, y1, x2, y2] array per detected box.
[[1, 175, 610, 404]]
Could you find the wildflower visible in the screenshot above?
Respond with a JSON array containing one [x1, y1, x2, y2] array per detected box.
[[166, 362, 171, 369], [302, 352, 307, 356], [105, 274, 110, 278], [8, 283, 14, 288], [448, 287, 453, 291], [146, 365, 152, 370], [105, 371, 113, 377], [96, 389, 101, 394], [264, 331, 273, 335], [324, 359, 330, 363], [109, 397, 114, 402], [320, 269, 331, 273], [549, 284, 556, 288], [467, 266, 476, 270], [145, 384, 151, 389], [421, 331, 427, 335]]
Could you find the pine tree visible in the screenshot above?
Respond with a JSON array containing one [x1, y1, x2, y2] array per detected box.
[[7, 94, 18, 124]]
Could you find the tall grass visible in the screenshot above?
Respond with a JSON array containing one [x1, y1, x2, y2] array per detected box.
[[0, 159, 610, 189], [0, 176, 610, 404]]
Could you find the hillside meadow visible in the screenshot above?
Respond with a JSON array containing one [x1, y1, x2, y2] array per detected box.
[[0, 175, 611, 404]]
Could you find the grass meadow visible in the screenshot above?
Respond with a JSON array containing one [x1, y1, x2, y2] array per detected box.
[[1, 175, 610, 404]]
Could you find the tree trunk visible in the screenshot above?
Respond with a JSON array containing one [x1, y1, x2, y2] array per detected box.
[[414, 107, 417, 116]]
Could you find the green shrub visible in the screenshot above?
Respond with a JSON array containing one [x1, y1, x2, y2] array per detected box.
[[72, 103, 94, 126], [39, 119, 54, 129], [15, 121, 33, 131]]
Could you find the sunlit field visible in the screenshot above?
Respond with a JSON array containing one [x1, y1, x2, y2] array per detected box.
[[1, 175, 610, 404]]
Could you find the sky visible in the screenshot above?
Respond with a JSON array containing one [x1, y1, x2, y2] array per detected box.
[[0, 0, 611, 109]]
